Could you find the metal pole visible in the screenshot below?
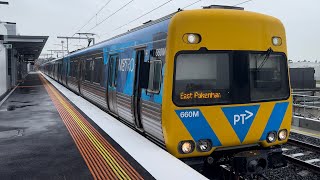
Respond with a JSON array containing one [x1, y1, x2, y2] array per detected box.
[[303, 95, 306, 118], [61, 41, 64, 57], [66, 38, 69, 53]]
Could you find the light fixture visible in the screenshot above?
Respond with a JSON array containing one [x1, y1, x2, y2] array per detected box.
[[266, 131, 277, 143], [197, 139, 212, 152], [183, 33, 201, 44], [272, 37, 282, 46], [278, 129, 288, 141], [178, 140, 195, 154]]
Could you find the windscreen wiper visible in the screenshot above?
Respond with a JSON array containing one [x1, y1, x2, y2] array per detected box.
[[257, 47, 273, 70]]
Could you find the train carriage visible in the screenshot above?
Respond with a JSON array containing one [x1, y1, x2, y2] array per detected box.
[[41, 5, 292, 175]]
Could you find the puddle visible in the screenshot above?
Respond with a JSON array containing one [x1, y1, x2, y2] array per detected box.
[[9, 100, 32, 104], [7, 105, 16, 111], [0, 129, 24, 139], [7, 104, 38, 111]]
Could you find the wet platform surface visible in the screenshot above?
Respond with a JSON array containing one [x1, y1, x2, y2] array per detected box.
[[0, 73, 153, 179]]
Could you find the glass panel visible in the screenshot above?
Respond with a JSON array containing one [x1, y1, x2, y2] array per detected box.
[[173, 53, 230, 106], [147, 60, 162, 93], [114, 57, 119, 87], [93, 58, 103, 84], [69, 62, 72, 77], [108, 57, 114, 86], [85, 60, 91, 81], [74, 61, 78, 78], [249, 53, 289, 101]]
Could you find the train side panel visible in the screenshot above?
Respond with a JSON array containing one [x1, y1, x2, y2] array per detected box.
[[62, 19, 170, 144], [78, 51, 108, 110], [67, 57, 80, 94]]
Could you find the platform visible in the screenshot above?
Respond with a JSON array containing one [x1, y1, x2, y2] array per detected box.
[[291, 126, 320, 139], [0, 72, 205, 179]]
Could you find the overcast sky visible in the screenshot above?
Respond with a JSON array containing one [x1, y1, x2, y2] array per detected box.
[[0, 0, 319, 61]]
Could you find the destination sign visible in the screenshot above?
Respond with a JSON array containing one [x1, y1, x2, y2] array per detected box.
[[180, 92, 222, 100]]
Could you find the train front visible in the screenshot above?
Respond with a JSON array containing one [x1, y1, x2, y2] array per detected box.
[[162, 7, 292, 175]]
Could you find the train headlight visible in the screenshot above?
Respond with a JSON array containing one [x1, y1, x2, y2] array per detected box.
[[179, 140, 195, 154], [197, 139, 212, 152], [278, 129, 288, 141], [272, 36, 282, 46], [188, 34, 197, 43], [266, 131, 277, 143], [184, 33, 201, 44]]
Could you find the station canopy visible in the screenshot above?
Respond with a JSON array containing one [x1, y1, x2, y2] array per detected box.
[[3, 35, 48, 63]]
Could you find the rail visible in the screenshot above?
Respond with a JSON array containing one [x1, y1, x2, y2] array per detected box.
[[284, 138, 320, 174], [283, 155, 320, 174], [288, 138, 320, 154]]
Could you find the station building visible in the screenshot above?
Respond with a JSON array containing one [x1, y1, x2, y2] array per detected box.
[[0, 22, 48, 98]]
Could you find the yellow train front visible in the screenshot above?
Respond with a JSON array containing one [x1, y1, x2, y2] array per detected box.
[[162, 6, 292, 174]]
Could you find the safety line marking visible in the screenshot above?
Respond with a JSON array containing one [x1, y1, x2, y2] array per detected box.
[[291, 129, 320, 138], [42, 75, 136, 178], [39, 75, 143, 180]]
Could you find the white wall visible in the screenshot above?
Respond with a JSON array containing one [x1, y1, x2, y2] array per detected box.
[[0, 43, 8, 97]]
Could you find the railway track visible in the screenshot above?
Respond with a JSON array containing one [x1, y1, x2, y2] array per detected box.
[[282, 136, 320, 174], [203, 133, 320, 179]]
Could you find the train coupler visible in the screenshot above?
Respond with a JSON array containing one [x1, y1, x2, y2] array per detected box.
[[232, 147, 286, 175]]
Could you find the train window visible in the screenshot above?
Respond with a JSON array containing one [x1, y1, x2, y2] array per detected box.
[[114, 56, 119, 86], [73, 61, 78, 78], [84, 60, 92, 82], [249, 53, 289, 101], [108, 57, 114, 85], [70, 61, 73, 77], [93, 57, 103, 84], [147, 60, 162, 94], [173, 53, 231, 106]]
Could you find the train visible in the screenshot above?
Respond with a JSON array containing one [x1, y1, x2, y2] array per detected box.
[[41, 5, 292, 175]]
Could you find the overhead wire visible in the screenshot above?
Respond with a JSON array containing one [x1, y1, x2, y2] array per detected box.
[[69, 0, 130, 52], [99, 0, 203, 38], [86, 0, 134, 32], [182, 0, 203, 9], [72, 0, 112, 36], [67, 0, 112, 53], [46, 0, 203, 57], [233, 0, 254, 6], [110, 0, 173, 33]]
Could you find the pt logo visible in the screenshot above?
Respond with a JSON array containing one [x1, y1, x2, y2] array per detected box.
[[233, 110, 253, 125], [222, 105, 260, 143]]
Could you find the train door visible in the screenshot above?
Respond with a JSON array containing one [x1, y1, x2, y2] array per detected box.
[[107, 55, 118, 115], [77, 60, 82, 93], [133, 49, 145, 129], [65, 59, 68, 85], [59, 62, 62, 82]]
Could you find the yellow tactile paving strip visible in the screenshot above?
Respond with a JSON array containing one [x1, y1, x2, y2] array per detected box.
[[39, 74, 144, 180]]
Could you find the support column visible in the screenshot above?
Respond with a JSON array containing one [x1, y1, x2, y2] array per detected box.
[[0, 43, 8, 96]]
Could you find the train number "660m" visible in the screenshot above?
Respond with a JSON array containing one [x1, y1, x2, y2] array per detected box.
[[179, 110, 200, 118]]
